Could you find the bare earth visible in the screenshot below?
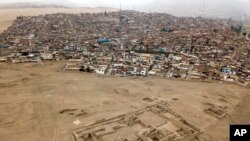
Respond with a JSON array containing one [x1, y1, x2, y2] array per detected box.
[[0, 8, 250, 141], [0, 62, 249, 141], [0, 8, 118, 33]]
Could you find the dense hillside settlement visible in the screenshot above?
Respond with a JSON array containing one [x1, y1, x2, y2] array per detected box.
[[0, 11, 249, 86]]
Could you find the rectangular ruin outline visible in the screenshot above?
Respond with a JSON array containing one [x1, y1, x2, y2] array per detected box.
[[72, 101, 201, 141]]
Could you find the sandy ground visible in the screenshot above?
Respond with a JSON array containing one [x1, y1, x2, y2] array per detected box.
[[0, 8, 118, 33], [0, 62, 249, 141], [1, 8, 250, 141]]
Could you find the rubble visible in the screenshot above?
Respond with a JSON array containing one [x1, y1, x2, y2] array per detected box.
[[73, 101, 200, 141]]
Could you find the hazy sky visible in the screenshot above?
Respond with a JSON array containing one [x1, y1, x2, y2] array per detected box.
[[0, 0, 249, 7], [0, 0, 249, 8], [1, 0, 250, 17], [0, 0, 153, 6]]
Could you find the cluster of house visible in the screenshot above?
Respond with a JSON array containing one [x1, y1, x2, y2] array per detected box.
[[0, 11, 249, 87]]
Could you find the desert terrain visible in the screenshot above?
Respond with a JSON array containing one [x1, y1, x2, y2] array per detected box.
[[0, 8, 250, 141], [0, 8, 118, 33], [0, 62, 249, 141]]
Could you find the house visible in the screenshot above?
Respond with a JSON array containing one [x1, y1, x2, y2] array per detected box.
[[158, 47, 168, 53], [140, 68, 147, 76], [128, 67, 137, 76], [222, 75, 235, 82], [97, 38, 111, 44], [148, 70, 156, 76], [166, 70, 173, 78], [95, 66, 108, 75], [0, 45, 10, 49], [65, 63, 81, 71], [0, 57, 7, 62], [170, 55, 182, 61], [41, 52, 53, 60], [190, 70, 202, 79], [221, 66, 232, 74]]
